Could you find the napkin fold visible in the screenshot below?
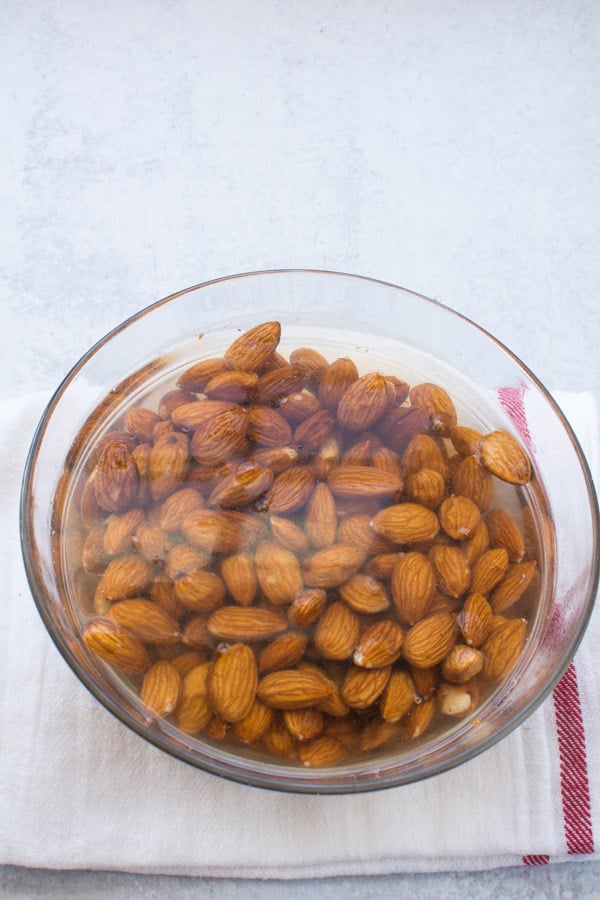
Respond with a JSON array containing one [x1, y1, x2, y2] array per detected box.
[[1, 390, 598, 877]]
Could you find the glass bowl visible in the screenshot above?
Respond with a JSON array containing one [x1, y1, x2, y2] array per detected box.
[[20, 269, 599, 793]]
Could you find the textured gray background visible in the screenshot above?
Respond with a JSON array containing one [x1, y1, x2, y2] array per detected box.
[[2, 0, 599, 895]]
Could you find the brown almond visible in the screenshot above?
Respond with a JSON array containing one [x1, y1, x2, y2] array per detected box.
[[336, 372, 390, 431], [102, 508, 145, 556], [174, 569, 226, 612], [269, 515, 309, 554], [313, 600, 361, 660], [337, 514, 395, 554], [141, 660, 181, 717], [258, 466, 315, 514], [480, 430, 531, 485], [353, 619, 404, 668], [82, 526, 108, 574], [409, 382, 457, 434], [289, 347, 329, 385], [149, 432, 190, 500], [133, 524, 173, 564], [463, 520, 490, 566], [429, 544, 471, 599], [254, 363, 307, 406], [402, 434, 447, 477], [490, 561, 538, 613], [480, 617, 527, 680], [220, 551, 257, 607], [233, 699, 273, 743], [251, 445, 298, 474], [224, 321, 281, 372], [125, 406, 160, 443], [157, 388, 198, 420], [293, 408, 337, 454], [190, 406, 248, 466], [371, 503, 440, 545], [182, 509, 242, 553], [287, 587, 328, 628], [404, 468, 446, 510], [364, 551, 404, 580], [380, 670, 418, 722], [339, 573, 390, 614], [486, 508, 526, 562], [262, 716, 298, 759], [457, 592, 493, 647], [401, 697, 436, 739], [204, 370, 258, 403], [176, 358, 229, 392], [303, 544, 367, 588], [171, 399, 235, 431], [94, 441, 139, 513], [247, 405, 293, 447], [402, 612, 458, 668], [327, 465, 402, 498], [298, 736, 346, 767], [174, 662, 213, 732], [318, 357, 359, 410], [470, 548, 510, 596], [207, 606, 288, 642], [208, 643, 258, 723], [452, 456, 494, 512], [258, 631, 308, 674], [438, 495, 481, 541], [277, 390, 322, 424], [83, 618, 151, 674], [391, 552, 436, 625], [449, 424, 484, 457], [207, 462, 273, 509], [182, 615, 213, 649], [340, 665, 392, 709], [164, 543, 211, 580], [305, 482, 338, 549], [107, 598, 180, 643], [255, 540, 304, 605], [257, 670, 334, 709], [359, 718, 399, 752], [170, 650, 207, 678], [377, 405, 432, 453], [284, 708, 325, 742], [441, 644, 484, 683], [99, 554, 154, 600], [311, 435, 341, 480], [158, 487, 205, 532]]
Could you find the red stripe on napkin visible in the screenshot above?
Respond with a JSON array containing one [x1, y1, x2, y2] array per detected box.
[[522, 855, 550, 866], [553, 663, 595, 855]]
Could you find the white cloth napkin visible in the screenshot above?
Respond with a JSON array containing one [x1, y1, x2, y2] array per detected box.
[[1, 391, 598, 877]]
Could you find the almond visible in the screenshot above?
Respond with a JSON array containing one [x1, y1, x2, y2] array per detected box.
[[174, 569, 226, 612], [470, 548, 509, 595], [409, 382, 457, 434], [107, 598, 181, 643], [305, 482, 338, 548], [164, 543, 211, 580], [439, 494, 481, 541], [457, 592, 493, 647], [327, 465, 402, 498], [149, 432, 190, 499], [336, 372, 390, 431], [379, 670, 418, 722], [463, 520, 490, 566], [233, 699, 273, 743], [364, 551, 404, 580], [224, 321, 281, 372], [449, 425, 484, 457], [311, 435, 341, 480], [404, 468, 446, 510], [204, 370, 258, 403], [293, 409, 337, 454], [258, 631, 308, 674], [207, 606, 288, 642], [283, 708, 325, 742], [82, 526, 108, 573], [437, 680, 479, 716], [318, 357, 359, 410], [102, 508, 145, 556], [94, 441, 139, 513], [247, 405, 293, 447], [486, 508, 525, 562], [257, 670, 334, 709], [340, 664, 392, 709], [480, 617, 527, 680], [262, 716, 297, 759], [171, 399, 236, 431], [133, 524, 173, 563], [287, 587, 328, 628], [158, 487, 205, 532], [303, 544, 367, 588], [254, 363, 307, 405], [141, 660, 181, 717], [83, 618, 151, 673], [480, 430, 531, 485], [99, 554, 154, 600], [429, 544, 471, 599], [253, 540, 302, 605], [289, 347, 329, 385], [190, 406, 248, 466], [490, 560, 538, 613], [176, 357, 230, 392], [125, 406, 160, 443], [441, 644, 484, 683], [377, 405, 432, 453], [339, 573, 390, 614], [391, 552, 436, 625], [170, 650, 207, 678], [371, 503, 440, 545], [410, 664, 439, 700], [353, 619, 404, 668], [313, 600, 361, 659], [402, 612, 458, 668], [401, 696, 436, 739], [208, 643, 258, 723], [402, 434, 447, 477], [182, 615, 213, 649], [452, 456, 494, 511], [298, 736, 346, 767], [337, 514, 395, 554], [269, 515, 309, 554], [251, 445, 298, 473], [258, 466, 315, 514], [174, 662, 213, 732], [277, 390, 322, 424], [207, 462, 273, 509], [182, 509, 242, 553], [220, 551, 257, 606]]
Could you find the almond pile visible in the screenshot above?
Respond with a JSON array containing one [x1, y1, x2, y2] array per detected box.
[[68, 321, 540, 769]]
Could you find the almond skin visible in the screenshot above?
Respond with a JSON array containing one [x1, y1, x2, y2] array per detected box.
[[402, 612, 459, 668], [203, 370, 258, 403], [338, 573, 390, 615], [174, 663, 214, 733], [293, 409, 337, 454], [149, 432, 190, 500], [99, 554, 154, 600], [208, 643, 258, 723], [340, 665, 392, 709], [490, 560, 538, 613], [313, 601, 361, 660], [438, 495, 481, 541], [258, 631, 309, 674], [409, 382, 457, 434], [174, 569, 226, 612], [327, 465, 402, 498], [353, 619, 404, 669], [303, 544, 367, 588], [287, 587, 328, 628], [125, 406, 161, 443], [305, 482, 338, 549], [94, 441, 139, 513], [441, 645, 484, 683], [480, 617, 527, 680], [470, 548, 510, 596], [141, 660, 181, 717], [429, 544, 471, 599], [176, 358, 229, 392], [486, 508, 526, 563], [318, 357, 359, 410], [457, 592, 493, 647], [380, 670, 418, 722], [452, 455, 494, 512], [220, 551, 257, 607], [371, 503, 440, 546], [190, 406, 248, 466], [298, 736, 346, 767], [284, 708, 325, 742], [247, 406, 293, 447], [158, 487, 205, 532], [255, 540, 304, 605], [182, 509, 242, 553], [404, 467, 446, 510], [391, 552, 436, 625], [269, 515, 309, 554], [83, 618, 151, 673], [402, 434, 447, 478], [207, 606, 288, 642], [107, 598, 181, 643], [254, 363, 307, 406], [224, 321, 281, 372], [207, 462, 273, 509], [258, 466, 315, 514], [233, 699, 274, 743]]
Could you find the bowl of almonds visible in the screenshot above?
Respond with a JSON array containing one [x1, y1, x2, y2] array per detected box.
[[21, 270, 599, 792]]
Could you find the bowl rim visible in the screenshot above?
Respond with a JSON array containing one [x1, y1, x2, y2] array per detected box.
[[19, 268, 600, 793]]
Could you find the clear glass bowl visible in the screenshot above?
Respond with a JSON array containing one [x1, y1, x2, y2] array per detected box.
[[20, 269, 599, 793]]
